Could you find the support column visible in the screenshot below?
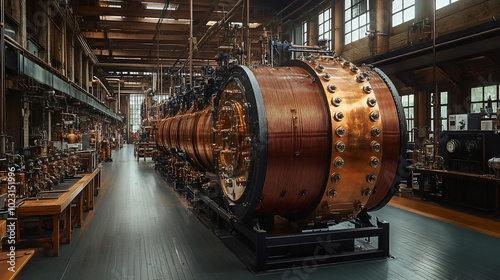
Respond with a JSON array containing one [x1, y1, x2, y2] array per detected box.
[[373, 0, 389, 55], [416, 89, 430, 148], [308, 15, 318, 46], [77, 49, 83, 86], [23, 101, 30, 148], [84, 57, 89, 91], [45, 5, 51, 65], [89, 64, 94, 90], [333, 1, 344, 55], [20, 0, 27, 48]]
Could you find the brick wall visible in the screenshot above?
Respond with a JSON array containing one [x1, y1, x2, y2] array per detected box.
[[342, 37, 372, 62]]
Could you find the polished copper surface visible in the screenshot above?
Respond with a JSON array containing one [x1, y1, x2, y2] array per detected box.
[[67, 129, 79, 144], [194, 107, 214, 170], [157, 106, 214, 171], [248, 66, 330, 216], [293, 59, 385, 221], [214, 82, 252, 201], [156, 59, 403, 223], [361, 66, 401, 210]]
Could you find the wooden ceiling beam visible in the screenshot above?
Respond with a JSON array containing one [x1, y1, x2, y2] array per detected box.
[[83, 31, 188, 40], [74, 6, 212, 18], [92, 49, 215, 57], [79, 21, 192, 32]]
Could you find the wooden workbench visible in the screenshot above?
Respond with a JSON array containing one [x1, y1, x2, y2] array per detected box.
[[0, 221, 5, 239], [414, 168, 500, 217], [16, 165, 102, 256], [0, 249, 35, 280]]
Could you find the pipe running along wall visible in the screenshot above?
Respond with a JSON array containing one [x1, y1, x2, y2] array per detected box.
[[156, 57, 407, 223]]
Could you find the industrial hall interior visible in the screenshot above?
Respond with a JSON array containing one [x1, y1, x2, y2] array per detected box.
[[0, 0, 500, 279]]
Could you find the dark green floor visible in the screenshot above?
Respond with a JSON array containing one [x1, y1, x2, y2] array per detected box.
[[17, 145, 500, 280]]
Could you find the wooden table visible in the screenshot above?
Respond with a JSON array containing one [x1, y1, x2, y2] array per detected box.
[[135, 142, 156, 161], [414, 168, 500, 217], [16, 165, 102, 256], [0, 249, 35, 280], [0, 220, 6, 240]]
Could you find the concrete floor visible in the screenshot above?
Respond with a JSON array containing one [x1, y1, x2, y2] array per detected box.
[[17, 145, 500, 280]]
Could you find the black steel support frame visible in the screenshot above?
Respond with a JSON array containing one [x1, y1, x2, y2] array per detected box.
[[156, 163, 391, 273]]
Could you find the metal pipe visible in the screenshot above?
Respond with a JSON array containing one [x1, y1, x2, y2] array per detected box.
[[107, 78, 122, 114], [197, 0, 244, 48], [0, 0, 5, 156], [245, 0, 250, 65], [171, 0, 244, 72], [432, 0, 440, 157], [92, 76, 113, 98], [189, 0, 193, 85], [371, 26, 500, 66]]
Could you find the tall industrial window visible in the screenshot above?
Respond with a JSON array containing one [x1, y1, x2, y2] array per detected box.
[[402, 94, 415, 142], [344, 0, 369, 45], [130, 94, 145, 133], [302, 20, 308, 45], [430, 91, 449, 131], [318, 7, 332, 44], [436, 0, 459, 10], [470, 85, 499, 113], [392, 0, 415, 27]]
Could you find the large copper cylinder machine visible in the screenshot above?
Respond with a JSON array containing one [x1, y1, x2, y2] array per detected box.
[[156, 57, 406, 228]]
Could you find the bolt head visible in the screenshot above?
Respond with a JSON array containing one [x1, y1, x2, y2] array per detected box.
[[336, 126, 346, 137], [327, 84, 337, 93], [331, 96, 342, 107], [327, 188, 338, 197], [371, 127, 381, 137], [370, 156, 380, 168], [322, 73, 332, 81], [370, 111, 380, 122], [336, 141, 346, 152], [371, 141, 381, 152], [363, 188, 372, 197], [367, 97, 377, 107], [334, 157, 345, 169], [334, 111, 345, 122], [366, 173, 377, 183]]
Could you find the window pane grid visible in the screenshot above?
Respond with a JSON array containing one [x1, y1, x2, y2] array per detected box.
[[318, 8, 332, 43], [302, 21, 308, 45], [431, 91, 449, 132], [470, 85, 500, 113], [130, 94, 145, 133], [402, 93, 415, 142], [392, 0, 415, 27], [345, 0, 369, 45]]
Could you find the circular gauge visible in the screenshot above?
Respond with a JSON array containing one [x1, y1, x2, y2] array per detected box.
[[446, 139, 460, 153], [465, 140, 478, 154]]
